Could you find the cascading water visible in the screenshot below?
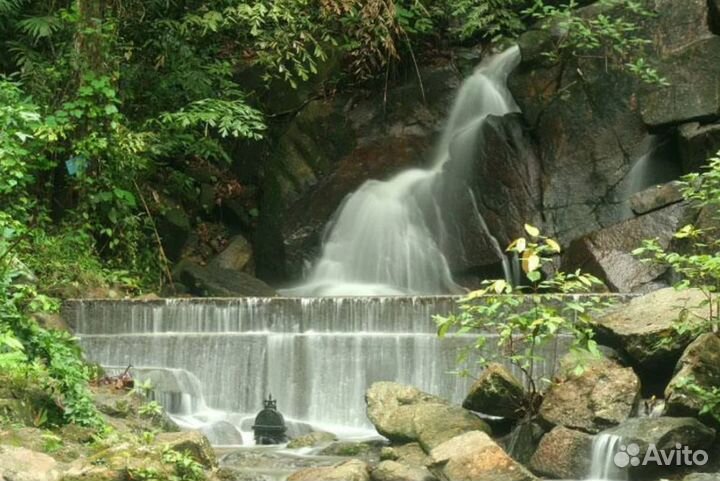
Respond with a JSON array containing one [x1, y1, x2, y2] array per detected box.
[[588, 434, 628, 481], [66, 297, 571, 445], [283, 47, 522, 296]]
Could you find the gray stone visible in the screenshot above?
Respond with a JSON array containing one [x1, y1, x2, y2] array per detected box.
[[665, 333, 720, 423], [630, 182, 684, 215], [371, 461, 437, 481], [539, 356, 640, 433], [593, 288, 709, 371], [365, 382, 490, 452], [562, 202, 692, 292], [155, 430, 217, 468], [528, 426, 594, 480], [173, 259, 277, 297], [462, 363, 528, 419], [380, 443, 429, 466], [429, 431, 538, 481], [679, 122, 720, 173], [210, 235, 255, 274]]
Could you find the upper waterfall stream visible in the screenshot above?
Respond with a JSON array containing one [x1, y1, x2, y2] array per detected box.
[[283, 47, 521, 296]]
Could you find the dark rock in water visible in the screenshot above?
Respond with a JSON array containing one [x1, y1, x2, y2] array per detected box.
[[173, 259, 277, 297], [630, 182, 684, 215], [603, 417, 716, 478], [528, 426, 594, 480], [158, 207, 191, 261], [593, 288, 708, 376], [539, 355, 640, 433], [288, 459, 370, 481], [665, 333, 720, 425], [678, 122, 720, 173], [429, 431, 538, 481], [562, 202, 693, 293], [365, 382, 490, 452], [462, 363, 528, 419], [371, 460, 437, 481]]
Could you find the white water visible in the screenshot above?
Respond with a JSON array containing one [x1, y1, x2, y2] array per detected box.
[[284, 47, 521, 296], [68, 297, 571, 445], [588, 434, 627, 481]]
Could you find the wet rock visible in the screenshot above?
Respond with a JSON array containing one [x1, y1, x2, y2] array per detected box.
[[371, 460, 437, 481], [539, 356, 640, 433], [630, 182, 684, 215], [155, 431, 217, 468], [173, 259, 277, 297], [504, 422, 546, 465], [320, 441, 385, 463], [665, 333, 720, 423], [462, 363, 528, 419], [287, 431, 337, 449], [0, 446, 60, 481], [678, 122, 720, 173], [528, 426, 594, 480], [562, 202, 692, 292], [429, 431, 538, 481], [365, 382, 490, 452], [603, 417, 715, 478], [210, 235, 254, 275], [287, 459, 370, 481], [593, 288, 709, 373]]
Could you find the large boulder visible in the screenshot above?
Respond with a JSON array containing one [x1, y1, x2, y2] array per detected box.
[[593, 288, 709, 373], [678, 122, 720, 173], [288, 459, 370, 481], [462, 363, 528, 419], [173, 259, 277, 297], [380, 443, 429, 467], [371, 461, 437, 481], [288, 431, 337, 449], [429, 431, 538, 481], [665, 333, 720, 423], [539, 356, 640, 433], [154, 431, 217, 468], [562, 202, 692, 292], [0, 446, 61, 481], [528, 426, 594, 480], [209, 235, 254, 274], [158, 207, 192, 262], [365, 382, 490, 452]]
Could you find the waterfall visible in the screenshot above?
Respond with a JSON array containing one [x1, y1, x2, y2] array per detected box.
[[588, 434, 627, 481], [283, 47, 521, 296], [67, 297, 570, 445]]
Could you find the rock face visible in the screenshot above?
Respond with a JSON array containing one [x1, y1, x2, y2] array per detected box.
[[563, 202, 692, 292], [462, 363, 528, 419], [0, 446, 61, 481], [371, 460, 437, 481], [528, 426, 594, 480], [288, 459, 371, 481], [365, 382, 490, 452], [429, 431, 538, 481], [173, 259, 277, 297], [665, 333, 720, 422], [539, 356, 640, 433], [593, 288, 709, 373]]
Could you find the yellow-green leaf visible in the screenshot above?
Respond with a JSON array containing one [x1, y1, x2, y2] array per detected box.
[[524, 223, 540, 237], [507, 237, 527, 253], [546, 238, 561, 253], [522, 250, 540, 273]]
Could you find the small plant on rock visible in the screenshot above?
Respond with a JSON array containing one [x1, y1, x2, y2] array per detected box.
[[435, 224, 613, 415]]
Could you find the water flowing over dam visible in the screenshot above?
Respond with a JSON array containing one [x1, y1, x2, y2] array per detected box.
[[65, 297, 572, 444]]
